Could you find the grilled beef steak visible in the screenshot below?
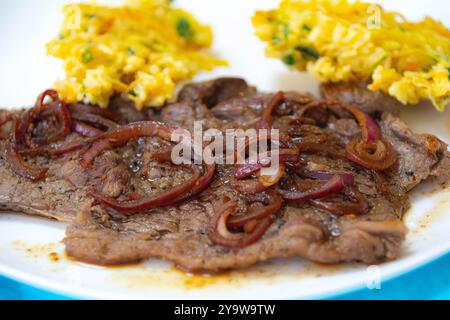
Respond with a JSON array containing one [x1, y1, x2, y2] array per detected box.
[[320, 82, 403, 114], [1, 78, 449, 272]]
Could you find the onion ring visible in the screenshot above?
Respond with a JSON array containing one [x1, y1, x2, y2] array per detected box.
[[276, 173, 353, 203], [5, 116, 48, 181], [208, 197, 275, 249]]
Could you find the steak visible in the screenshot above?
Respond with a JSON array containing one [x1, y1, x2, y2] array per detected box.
[[320, 82, 403, 114], [1, 78, 449, 272]]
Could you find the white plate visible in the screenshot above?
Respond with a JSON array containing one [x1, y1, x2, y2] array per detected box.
[[0, 0, 449, 300]]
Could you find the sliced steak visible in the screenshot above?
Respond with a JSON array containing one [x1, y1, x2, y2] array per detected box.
[[320, 82, 403, 114], [1, 78, 449, 272]]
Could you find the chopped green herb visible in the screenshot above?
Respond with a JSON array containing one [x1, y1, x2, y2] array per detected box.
[[85, 13, 97, 19], [296, 46, 320, 59], [57, 33, 65, 40], [129, 90, 137, 97], [283, 23, 290, 39], [302, 24, 311, 32], [126, 47, 135, 56], [82, 49, 93, 63], [272, 35, 282, 45], [282, 54, 296, 66], [176, 17, 193, 39], [448, 67, 450, 79]]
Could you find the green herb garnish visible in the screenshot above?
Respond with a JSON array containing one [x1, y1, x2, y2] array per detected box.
[[296, 46, 320, 59], [301, 24, 311, 32], [272, 36, 282, 45], [283, 23, 290, 39], [282, 54, 296, 66], [82, 49, 93, 63], [176, 17, 193, 39], [129, 90, 137, 97], [126, 47, 135, 56]]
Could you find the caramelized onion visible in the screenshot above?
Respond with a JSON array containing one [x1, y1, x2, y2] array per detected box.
[[227, 190, 283, 228], [311, 187, 369, 216], [89, 164, 201, 214], [80, 121, 179, 168], [68, 103, 120, 122], [234, 148, 299, 179], [233, 178, 268, 195], [5, 117, 48, 181], [71, 112, 118, 131], [346, 139, 397, 171], [260, 91, 285, 129], [299, 99, 396, 170], [208, 197, 275, 249], [277, 173, 352, 203], [20, 142, 85, 158], [0, 112, 14, 128], [83, 121, 215, 213], [80, 139, 111, 167], [18, 90, 72, 147], [72, 121, 103, 137], [258, 163, 286, 187]]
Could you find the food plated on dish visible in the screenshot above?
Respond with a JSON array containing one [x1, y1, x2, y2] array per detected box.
[[253, 0, 450, 111], [0, 0, 449, 298], [1, 77, 449, 272]]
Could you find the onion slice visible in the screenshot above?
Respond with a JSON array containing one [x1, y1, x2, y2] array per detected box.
[[18, 90, 72, 147], [346, 139, 397, 171], [83, 121, 216, 214], [311, 187, 369, 216], [277, 173, 353, 203], [5, 117, 48, 181], [80, 121, 179, 167], [71, 112, 118, 131], [208, 197, 275, 249], [89, 164, 201, 214], [234, 148, 299, 179], [299, 99, 396, 170], [227, 190, 283, 228], [72, 121, 103, 137], [260, 91, 285, 129]]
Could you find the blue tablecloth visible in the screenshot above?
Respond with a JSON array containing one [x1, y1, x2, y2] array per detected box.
[[1, 253, 449, 300]]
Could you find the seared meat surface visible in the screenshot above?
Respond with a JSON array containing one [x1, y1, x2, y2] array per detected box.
[[320, 82, 403, 114], [1, 78, 449, 272]]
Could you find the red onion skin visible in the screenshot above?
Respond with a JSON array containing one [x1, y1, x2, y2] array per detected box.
[[71, 113, 118, 131], [234, 148, 299, 180], [20, 142, 85, 158], [227, 190, 283, 228], [68, 104, 120, 122], [260, 91, 285, 129], [0, 112, 14, 128], [80, 121, 180, 168], [346, 139, 397, 171], [88, 164, 201, 214], [25, 90, 72, 147], [82, 121, 215, 214], [299, 99, 381, 143], [299, 99, 396, 170], [311, 187, 369, 216], [208, 198, 275, 249], [303, 171, 354, 185], [80, 139, 112, 168], [277, 174, 352, 203], [72, 121, 103, 137], [5, 117, 48, 181]]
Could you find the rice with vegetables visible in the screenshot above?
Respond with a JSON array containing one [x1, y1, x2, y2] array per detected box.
[[253, 0, 450, 110], [47, 0, 226, 109]]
